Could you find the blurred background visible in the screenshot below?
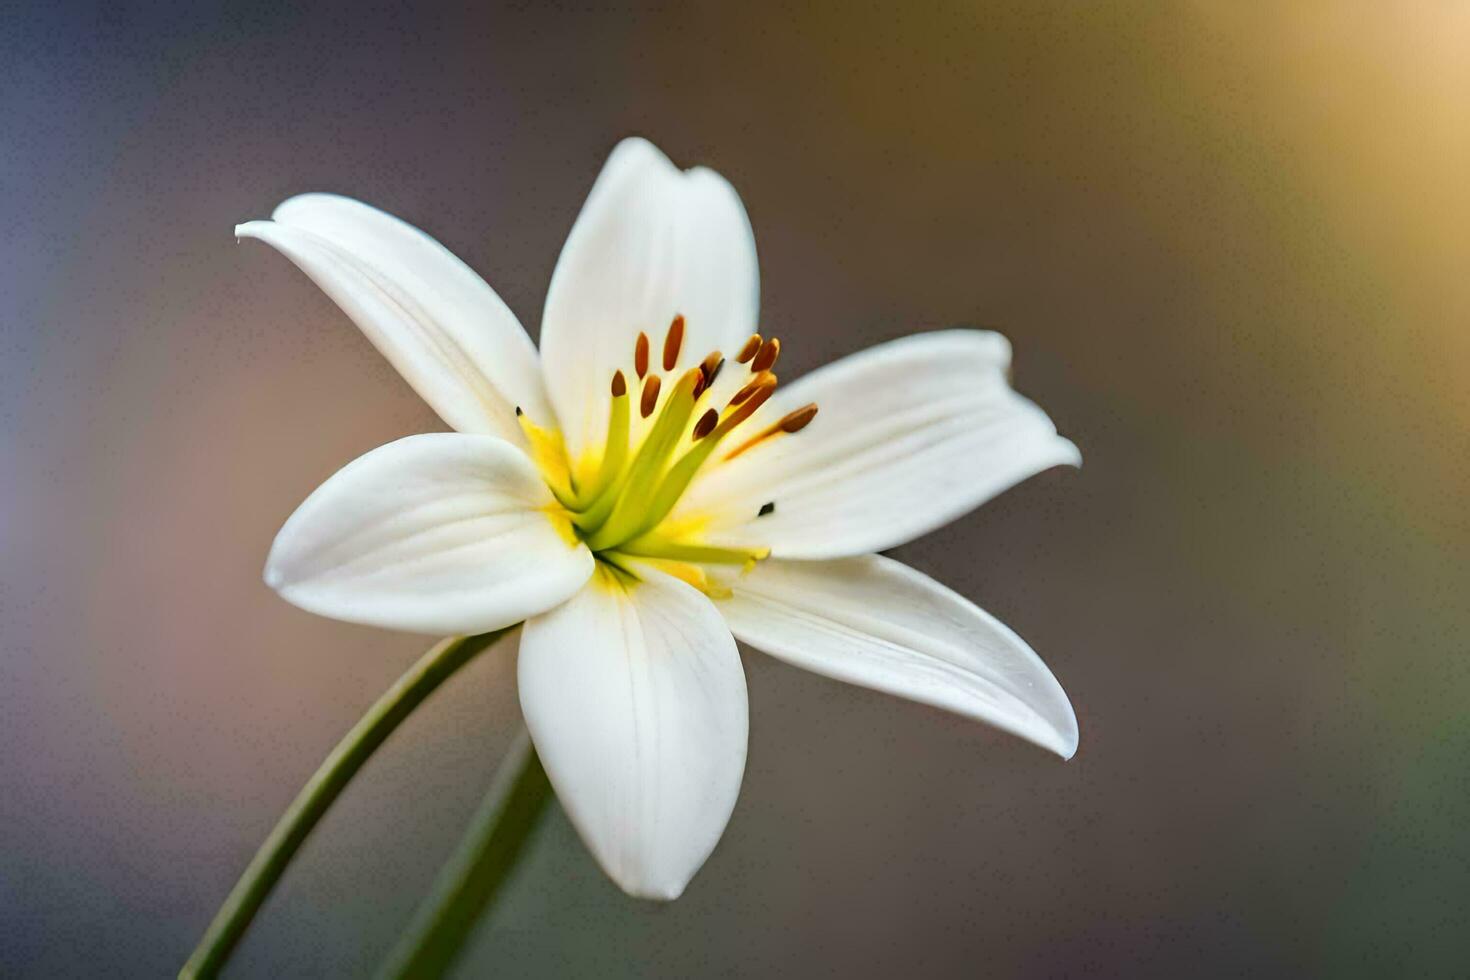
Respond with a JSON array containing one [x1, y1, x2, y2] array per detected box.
[[3, 2, 1467, 976]]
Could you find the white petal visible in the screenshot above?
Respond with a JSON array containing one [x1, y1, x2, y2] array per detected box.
[[680, 329, 1080, 558], [266, 434, 592, 635], [236, 194, 550, 442], [718, 555, 1078, 758], [539, 138, 759, 457], [518, 567, 748, 899]]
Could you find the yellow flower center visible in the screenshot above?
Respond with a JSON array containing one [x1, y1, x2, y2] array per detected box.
[[518, 315, 818, 593]]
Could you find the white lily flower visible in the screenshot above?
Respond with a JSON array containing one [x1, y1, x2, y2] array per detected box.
[[237, 138, 1081, 901]]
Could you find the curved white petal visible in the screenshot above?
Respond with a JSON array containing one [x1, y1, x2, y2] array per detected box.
[[237, 194, 550, 442], [717, 555, 1078, 759], [539, 138, 759, 458], [518, 566, 748, 899], [680, 329, 1080, 558], [266, 434, 593, 635]]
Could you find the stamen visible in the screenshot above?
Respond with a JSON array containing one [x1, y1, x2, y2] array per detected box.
[[751, 336, 781, 373], [721, 375, 777, 430], [699, 352, 724, 387], [729, 371, 775, 406], [724, 402, 816, 461], [583, 369, 703, 550], [570, 331, 808, 568], [662, 314, 685, 371], [640, 375, 661, 418], [779, 403, 818, 433], [736, 334, 762, 363], [616, 534, 770, 569], [573, 371, 631, 510], [629, 376, 777, 538], [634, 332, 649, 379]]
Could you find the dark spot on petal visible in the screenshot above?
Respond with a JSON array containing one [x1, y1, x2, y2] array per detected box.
[[758, 501, 775, 517]]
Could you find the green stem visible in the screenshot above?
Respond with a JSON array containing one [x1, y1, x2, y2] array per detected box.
[[377, 728, 551, 979], [180, 628, 512, 980]]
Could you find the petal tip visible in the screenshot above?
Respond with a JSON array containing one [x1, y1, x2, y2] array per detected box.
[[261, 554, 287, 593], [612, 134, 657, 154], [977, 329, 1014, 363], [1058, 437, 1083, 469], [1049, 703, 1080, 760], [1054, 731, 1080, 761], [617, 875, 687, 902], [605, 134, 673, 174], [605, 135, 722, 183], [234, 220, 270, 242]]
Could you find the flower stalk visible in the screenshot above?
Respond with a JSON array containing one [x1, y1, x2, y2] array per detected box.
[[375, 729, 551, 979], [180, 628, 512, 980]]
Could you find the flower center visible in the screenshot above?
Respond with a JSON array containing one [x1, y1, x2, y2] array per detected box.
[[518, 315, 817, 590]]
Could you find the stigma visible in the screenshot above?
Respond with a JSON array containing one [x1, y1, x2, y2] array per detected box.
[[519, 315, 817, 586]]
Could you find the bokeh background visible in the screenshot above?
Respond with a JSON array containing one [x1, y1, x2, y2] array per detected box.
[[3, 2, 1468, 976]]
